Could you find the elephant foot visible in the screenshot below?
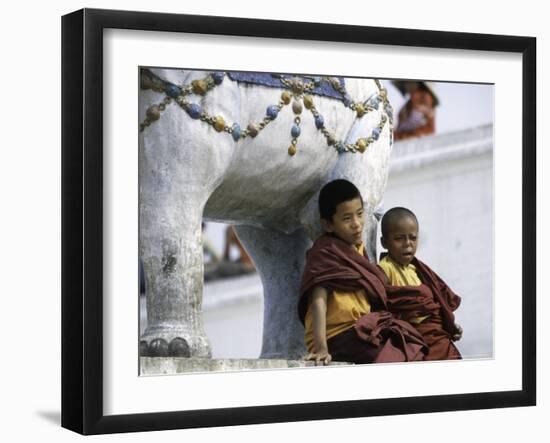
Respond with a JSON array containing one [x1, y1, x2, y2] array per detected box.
[[140, 326, 211, 358], [140, 337, 191, 357]]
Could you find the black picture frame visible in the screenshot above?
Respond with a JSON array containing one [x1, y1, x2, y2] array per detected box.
[[61, 8, 536, 435]]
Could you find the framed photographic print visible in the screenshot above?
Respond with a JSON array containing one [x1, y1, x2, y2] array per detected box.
[[62, 8, 536, 435]]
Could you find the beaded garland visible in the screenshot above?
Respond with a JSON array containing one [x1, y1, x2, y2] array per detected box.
[[140, 69, 394, 156]]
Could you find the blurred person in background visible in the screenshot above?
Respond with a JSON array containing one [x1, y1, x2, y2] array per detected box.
[[393, 80, 439, 140], [224, 226, 255, 273]]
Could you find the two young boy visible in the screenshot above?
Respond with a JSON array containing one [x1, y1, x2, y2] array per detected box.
[[299, 179, 462, 365]]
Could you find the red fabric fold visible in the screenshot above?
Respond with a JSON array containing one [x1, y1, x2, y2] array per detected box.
[[354, 311, 428, 363]]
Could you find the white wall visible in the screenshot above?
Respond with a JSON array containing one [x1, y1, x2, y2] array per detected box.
[[382, 126, 493, 358], [1, 1, 545, 443]]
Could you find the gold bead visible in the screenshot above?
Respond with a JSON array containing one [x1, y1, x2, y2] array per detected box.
[[192, 79, 209, 95], [247, 124, 259, 137], [146, 105, 161, 121], [281, 91, 292, 104], [303, 95, 314, 110], [357, 138, 368, 153], [288, 144, 297, 156], [214, 116, 225, 132], [355, 104, 366, 117], [292, 80, 304, 95]]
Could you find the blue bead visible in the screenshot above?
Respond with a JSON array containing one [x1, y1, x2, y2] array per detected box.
[[336, 142, 345, 153], [343, 94, 352, 107], [232, 123, 241, 141], [313, 76, 321, 85], [315, 115, 324, 129], [165, 84, 181, 98], [291, 125, 301, 138], [211, 72, 225, 85], [187, 103, 202, 119], [266, 105, 279, 120], [372, 127, 381, 140]]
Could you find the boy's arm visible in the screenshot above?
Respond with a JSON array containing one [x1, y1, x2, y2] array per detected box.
[[305, 286, 332, 366]]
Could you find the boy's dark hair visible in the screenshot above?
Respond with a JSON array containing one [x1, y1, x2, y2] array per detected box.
[[318, 179, 363, 221], [381, 207, 418, 238]]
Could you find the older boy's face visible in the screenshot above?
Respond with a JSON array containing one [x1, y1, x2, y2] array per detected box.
[[325, 197, 364, 246], [382, 216, 418, 266]]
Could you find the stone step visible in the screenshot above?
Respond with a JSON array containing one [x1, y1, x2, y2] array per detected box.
[[140, 357, 350, 375]]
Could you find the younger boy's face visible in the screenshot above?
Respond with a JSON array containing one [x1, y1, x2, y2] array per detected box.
[[324, 197, 364, 247], [382, 216, 419, 266]]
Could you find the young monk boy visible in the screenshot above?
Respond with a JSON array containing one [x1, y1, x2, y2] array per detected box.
[[298, 180, 428, 366], [379, 207, 463, 360]]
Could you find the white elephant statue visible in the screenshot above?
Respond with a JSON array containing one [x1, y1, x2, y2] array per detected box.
[[138, 68, 394, 359]]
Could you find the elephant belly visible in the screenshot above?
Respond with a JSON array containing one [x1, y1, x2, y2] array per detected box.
[[204, 126, 339, 232]]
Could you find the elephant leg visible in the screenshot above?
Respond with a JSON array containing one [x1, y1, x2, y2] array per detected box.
[[139, 194, 211, 358], [364, 212, 379, 262], [234, 226, 311, 360]]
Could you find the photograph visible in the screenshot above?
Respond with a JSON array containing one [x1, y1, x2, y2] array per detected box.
[[137, 67, 494, 375], [60, 7, 536, 435]]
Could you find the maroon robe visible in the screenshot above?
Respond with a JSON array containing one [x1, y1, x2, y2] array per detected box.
[[381, 253, 462, 361], [299, 234, 428, 364]]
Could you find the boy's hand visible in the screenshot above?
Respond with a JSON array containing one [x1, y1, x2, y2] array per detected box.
[[452, 324, 463, 341], [305, 350, 332, 366]]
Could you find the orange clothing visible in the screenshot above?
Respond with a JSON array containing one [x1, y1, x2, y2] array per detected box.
[[394, 89, 435, 140]]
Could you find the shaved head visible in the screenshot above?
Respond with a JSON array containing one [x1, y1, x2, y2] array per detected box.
[[381, 207, 418, 238]]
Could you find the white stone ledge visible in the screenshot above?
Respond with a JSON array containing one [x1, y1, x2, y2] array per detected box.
[[139, 357, 350, 375], [390, 124, 493, 173]]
